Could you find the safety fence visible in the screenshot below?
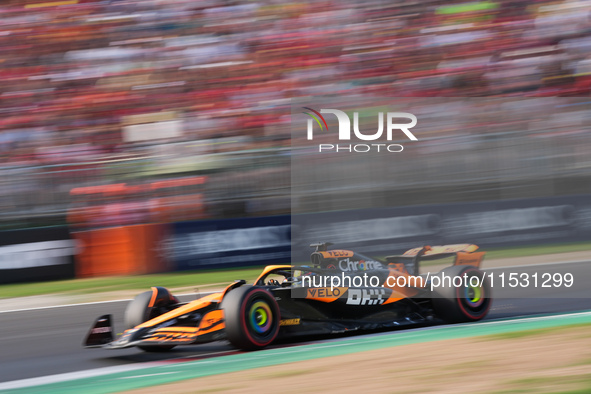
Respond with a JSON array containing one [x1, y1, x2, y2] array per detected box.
[[2, 194, 590, 284]]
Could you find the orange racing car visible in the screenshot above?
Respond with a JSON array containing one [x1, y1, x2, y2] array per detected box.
[[84, 243, 491, 351]]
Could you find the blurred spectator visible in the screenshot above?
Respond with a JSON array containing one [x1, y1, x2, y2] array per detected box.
[[1, 0, 591, 227]]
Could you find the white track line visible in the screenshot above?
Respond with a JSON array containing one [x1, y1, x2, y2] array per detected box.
[[0, 364, 155, 390], [0, 348, 237, 390], [0, 293, 207, 314], [1, 258, 589, 314], [117, 371, 179, 380], [0, 298, 132, 314]]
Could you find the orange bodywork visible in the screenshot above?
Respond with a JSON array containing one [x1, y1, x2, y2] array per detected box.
[[254, 265, 293, 285], [148, 286, 158, 308], [318, 250, 355, 258], [142, 327, 200, 344], [127, 247, 485, 345], [133, 287, 228, 342], [455, 251, 486, 268], [136, 292, 222, 329], [305, 287, 348, 302], [381, 267, 423, 299], [197, 310, 225, 335], [403, 244, 479, 256]]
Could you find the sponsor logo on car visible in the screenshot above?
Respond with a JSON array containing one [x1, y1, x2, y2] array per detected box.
[[91, 327, 111, 334], [280, 318, 301, 326], [338, 258, 381, 271], [346, 288, 386, 305], [306, 287, 345, 298]]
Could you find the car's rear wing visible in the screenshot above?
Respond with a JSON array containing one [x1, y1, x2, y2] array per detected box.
[[385, 244, 485, 275]]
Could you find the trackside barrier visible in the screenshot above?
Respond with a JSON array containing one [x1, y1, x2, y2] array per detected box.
[[4, 193, 589, 283], [165, 215, 291, 270], [292, 194, 591, 262], [70, 216, 291, 278], [73, 224, 170, 278], [0, 226, 76, 284]]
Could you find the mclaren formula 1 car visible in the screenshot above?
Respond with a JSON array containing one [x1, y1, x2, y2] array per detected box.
[[84, 243, 491, 351]]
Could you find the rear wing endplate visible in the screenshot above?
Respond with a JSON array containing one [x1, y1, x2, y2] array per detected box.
[[385, 244, 485, 275]]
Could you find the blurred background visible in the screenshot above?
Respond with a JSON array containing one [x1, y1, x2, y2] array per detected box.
[[1, 0, 591, 231], [2, 3, 591, 389], [291, 97, 591, 213]]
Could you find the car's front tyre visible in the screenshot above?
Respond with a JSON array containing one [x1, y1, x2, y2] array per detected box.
[[222, 285, 280, 350], [124, 287, 179, 352]]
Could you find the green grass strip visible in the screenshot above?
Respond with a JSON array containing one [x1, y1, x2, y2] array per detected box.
[[0, 267, 265, 299]]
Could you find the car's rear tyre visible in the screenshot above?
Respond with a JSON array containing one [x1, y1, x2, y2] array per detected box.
[[124, 287, 179, 352], [222, 285, 280, 350], [431, 265, 491, 323]]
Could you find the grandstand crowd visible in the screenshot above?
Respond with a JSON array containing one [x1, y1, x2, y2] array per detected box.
[[1, 0, 590, 226]]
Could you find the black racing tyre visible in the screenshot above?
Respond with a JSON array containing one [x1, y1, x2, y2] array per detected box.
[[124, 287, 179, 352], [431, 265, 491, 324], [221, 285, 280, 350]]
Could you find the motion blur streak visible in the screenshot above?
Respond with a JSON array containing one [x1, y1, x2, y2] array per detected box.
[[1, 0, 591, 230]]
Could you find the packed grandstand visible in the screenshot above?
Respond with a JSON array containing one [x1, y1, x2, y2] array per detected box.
[[1, 0, 591, 229]]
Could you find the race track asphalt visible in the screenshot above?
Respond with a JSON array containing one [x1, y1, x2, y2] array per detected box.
[[1, 260, 590, 384]]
